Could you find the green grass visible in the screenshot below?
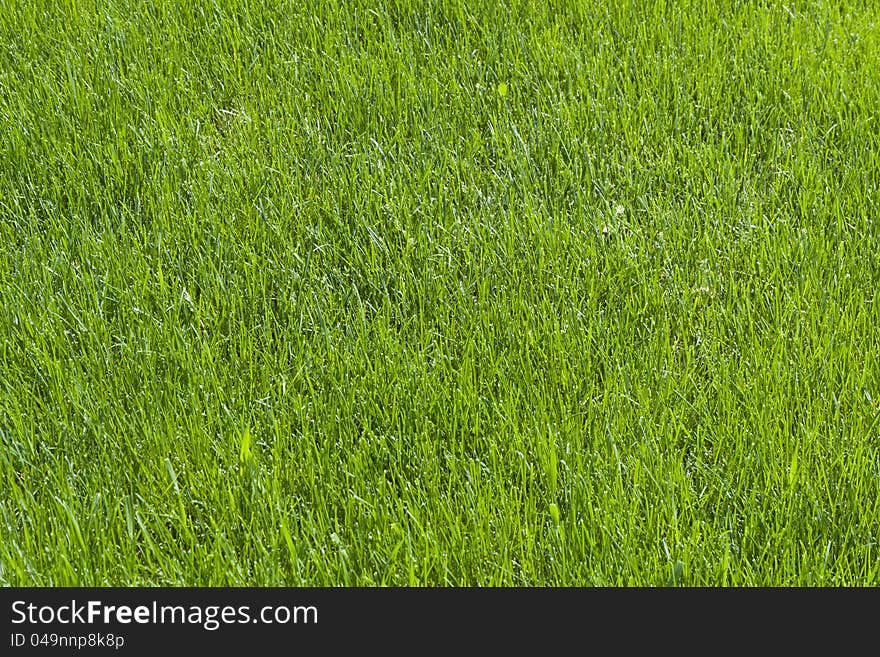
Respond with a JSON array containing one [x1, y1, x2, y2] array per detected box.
[[1, 0, 879, 585]]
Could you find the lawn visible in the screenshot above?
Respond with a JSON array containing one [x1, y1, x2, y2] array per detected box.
[[1, 0, 878, 585]]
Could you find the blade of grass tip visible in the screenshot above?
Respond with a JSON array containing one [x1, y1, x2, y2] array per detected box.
[[280, 519, 296, 566], [164, 457, 180, 495], [239, 426, 252, 465]]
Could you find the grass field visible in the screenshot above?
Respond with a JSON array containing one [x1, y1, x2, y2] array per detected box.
[[1, 0, 879, 586]]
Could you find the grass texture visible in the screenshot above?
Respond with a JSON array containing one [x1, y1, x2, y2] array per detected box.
[[1, 0, 879, 585]]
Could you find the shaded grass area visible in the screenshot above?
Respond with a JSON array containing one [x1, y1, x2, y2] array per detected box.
[[1, 0, 878, 584]]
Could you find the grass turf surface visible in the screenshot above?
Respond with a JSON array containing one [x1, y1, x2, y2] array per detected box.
[[1, 0, 879, 585]]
